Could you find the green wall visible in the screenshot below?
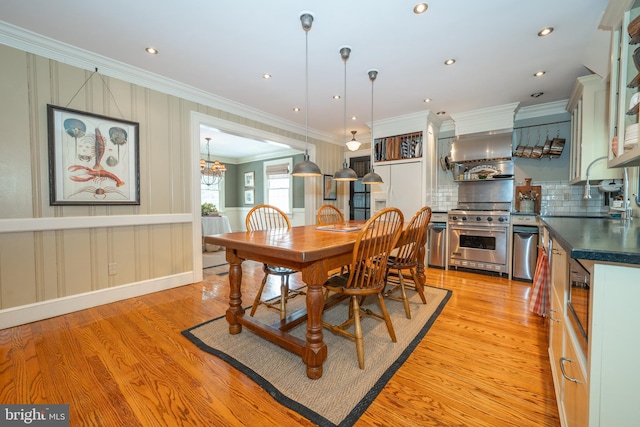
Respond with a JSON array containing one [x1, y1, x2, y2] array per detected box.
[[224, 153, 305, 208]]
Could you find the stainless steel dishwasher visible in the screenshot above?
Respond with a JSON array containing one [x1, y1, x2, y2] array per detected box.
[[512, 225, 538, 281], [427, 222, 446, 268]]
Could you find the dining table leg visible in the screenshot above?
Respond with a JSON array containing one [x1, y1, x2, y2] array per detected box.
[[225, 250, 245, 335], [300, 263, 328, 380]]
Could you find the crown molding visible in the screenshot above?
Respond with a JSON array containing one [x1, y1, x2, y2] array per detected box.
[[0, 21, 341, 145], [515, 100, 569, 121], [450, 102, 520, 135]]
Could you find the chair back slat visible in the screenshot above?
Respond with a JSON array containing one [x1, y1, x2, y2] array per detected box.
[[345, 208, 403, 290], [393, 206, 432, 265], [246, 204, 291, 231], [317, 204, 345, 225]]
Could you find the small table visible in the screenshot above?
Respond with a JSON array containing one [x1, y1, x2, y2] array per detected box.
[[202, 216, 232, 251]]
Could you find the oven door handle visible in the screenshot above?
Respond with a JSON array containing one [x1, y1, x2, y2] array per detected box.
[[451, 227, 507, 233]]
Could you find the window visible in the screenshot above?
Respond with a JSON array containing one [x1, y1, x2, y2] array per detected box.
[[201, 179, 224, 212], [264, 159, 292, 213]]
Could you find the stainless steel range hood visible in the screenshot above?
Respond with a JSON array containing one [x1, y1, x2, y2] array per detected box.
[[450, 129, 513, 164]]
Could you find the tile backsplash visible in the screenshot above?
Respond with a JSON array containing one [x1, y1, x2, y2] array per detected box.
[[427, 180, 611, 214], [539, 180, 606, 216]]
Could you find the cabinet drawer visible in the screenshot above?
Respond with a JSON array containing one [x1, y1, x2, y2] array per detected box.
[[562, 329, 588, 427], [551, 240, 568, 301], [430, 212, 448, 222], [511, 214, 538, 226], [549, 288, 564, 392]]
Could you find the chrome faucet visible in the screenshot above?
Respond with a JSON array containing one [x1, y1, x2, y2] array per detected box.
[[583, 156, 608, 200]]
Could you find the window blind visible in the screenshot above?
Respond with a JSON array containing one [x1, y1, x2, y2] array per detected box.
[[265, 163, 290, 178]]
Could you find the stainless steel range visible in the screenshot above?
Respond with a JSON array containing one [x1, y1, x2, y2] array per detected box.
[[446, 130, 515, 275], [448, 209, 510, 274]]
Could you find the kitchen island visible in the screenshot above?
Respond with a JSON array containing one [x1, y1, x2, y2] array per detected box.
[[539, 216, 639, 427], [540, 216, 640, 265]]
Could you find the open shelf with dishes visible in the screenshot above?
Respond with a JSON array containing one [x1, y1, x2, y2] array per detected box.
[[373, 131, 422, 162], [607, 0, 640, 168]]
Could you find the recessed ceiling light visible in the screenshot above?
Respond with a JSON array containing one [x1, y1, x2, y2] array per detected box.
[[538, 27, 554, 37], [534, 71, 546, 77], [293, 107, 301, 112], [413, 3, 428, 14], [351, 116, 357, 121], [436, 111, 446, 116], [262, 73, 272, 79], [333, 95, 341, 100], [145, 47, 158, 55], [423, 98, 432, 103], [531, 92, 544, 98], [444, 59, 456, 66]]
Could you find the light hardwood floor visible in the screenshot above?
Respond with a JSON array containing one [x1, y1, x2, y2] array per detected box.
[[0, 262, 560, 426]]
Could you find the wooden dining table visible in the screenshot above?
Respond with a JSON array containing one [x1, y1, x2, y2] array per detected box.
[[204, 222, 426, 379]]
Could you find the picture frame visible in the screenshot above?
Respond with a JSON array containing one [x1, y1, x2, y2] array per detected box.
[[244, 171, 255, 187], [244, 188, 254, 205], [47, 104, 140, 205], [323, 174, 337, 200]]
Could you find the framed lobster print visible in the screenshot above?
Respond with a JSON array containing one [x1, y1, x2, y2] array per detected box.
[[47, 104, 140, 205]]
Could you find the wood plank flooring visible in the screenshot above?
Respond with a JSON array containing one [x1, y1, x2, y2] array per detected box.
[[0, 262, 560, 426]]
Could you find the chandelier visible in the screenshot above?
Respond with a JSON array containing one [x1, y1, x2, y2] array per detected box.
[[201, 137, 226, 186]]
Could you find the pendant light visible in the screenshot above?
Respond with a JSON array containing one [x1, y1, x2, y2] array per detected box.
[[333, 46, 358, 182], [291, 12, 322, 177], [201, 137, 226, 186], [362, 69, 384, 185], [346, 130, 361, 151]]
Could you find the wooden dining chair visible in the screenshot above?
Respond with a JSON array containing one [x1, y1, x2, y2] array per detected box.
[[384, 206, 432, 319], [322, 207, 404, 369], [317, 204, 345, 225], [246, 204, 303, 320]]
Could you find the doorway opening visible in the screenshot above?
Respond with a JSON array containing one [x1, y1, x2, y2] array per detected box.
[[349, 156, 371, 220]]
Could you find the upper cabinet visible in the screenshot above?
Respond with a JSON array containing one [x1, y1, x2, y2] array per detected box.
[[373, 131, 422, 162], [566, 75, 622, 183], [368, 111, 441, 217], [604, 0, 640, 167]]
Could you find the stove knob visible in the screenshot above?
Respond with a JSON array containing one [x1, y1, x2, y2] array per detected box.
[[476, 216, 482, 221], [487, 216, 494, 222], [462, 216, 467, 221]]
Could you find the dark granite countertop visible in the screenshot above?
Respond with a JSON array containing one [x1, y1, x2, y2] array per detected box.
[[540, 217, 640, 265]]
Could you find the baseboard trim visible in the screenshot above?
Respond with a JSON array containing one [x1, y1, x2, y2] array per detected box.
[[0, 272, 194, 330]]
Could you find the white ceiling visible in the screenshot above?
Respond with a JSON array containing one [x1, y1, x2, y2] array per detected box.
[[0, 0, 611, 159]]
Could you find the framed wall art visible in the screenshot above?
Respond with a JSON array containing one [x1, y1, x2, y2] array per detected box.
[[244, 171, 255, 187], [323, 174, 337, 200], [47, 104, 140, 205], [244, 189, 254, 205]]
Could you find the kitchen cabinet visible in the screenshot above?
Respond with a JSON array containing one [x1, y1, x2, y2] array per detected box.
[[369, 111, 441, 220], [544, 222, 640, 426], [566, 75, 621, 183], [373, 131, 422, 162], [602, 0, 640, 167], [547, 236, 588, 427], [374, 161, 422, 219]]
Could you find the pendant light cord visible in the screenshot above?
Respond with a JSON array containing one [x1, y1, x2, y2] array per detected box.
[[305, 29, 309, 151], [371, 74, 374, 168], [344, 52, 347, 158]]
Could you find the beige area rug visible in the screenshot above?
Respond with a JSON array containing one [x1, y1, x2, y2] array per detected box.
[[202, 250, 226, 269], [183, 285, 451, 427]]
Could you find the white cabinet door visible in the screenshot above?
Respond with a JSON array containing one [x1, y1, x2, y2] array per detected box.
[[373, 161, 422, 220]]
